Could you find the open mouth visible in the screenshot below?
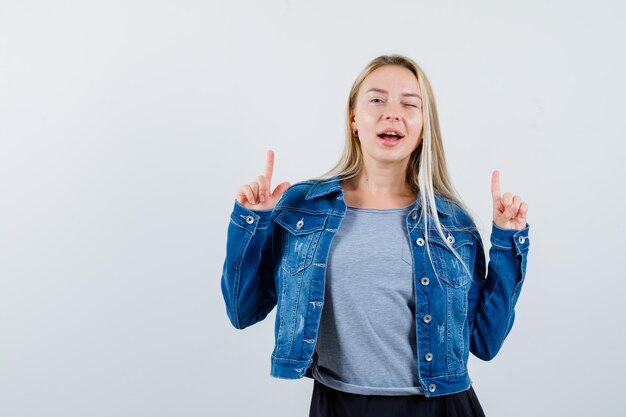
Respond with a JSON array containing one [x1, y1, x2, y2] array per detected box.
[[376, 129, 405, 146], [376, 128, 405, 140], [377, 132, 404, 141]]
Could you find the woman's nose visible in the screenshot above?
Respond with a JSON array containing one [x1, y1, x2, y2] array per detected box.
[[384, 111, 400, 120], [384, 102, 401, 120]]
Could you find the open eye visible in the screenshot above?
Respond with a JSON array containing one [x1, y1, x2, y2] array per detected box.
[[370, 97, 384, 103]]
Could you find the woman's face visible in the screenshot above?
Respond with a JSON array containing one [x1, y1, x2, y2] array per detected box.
[[351, 65, 423, 167]]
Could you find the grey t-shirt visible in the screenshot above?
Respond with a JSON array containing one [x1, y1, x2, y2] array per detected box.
[[312, 203, 424, 395]]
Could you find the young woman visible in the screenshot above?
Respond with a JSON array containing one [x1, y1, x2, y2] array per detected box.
[[221, 54, 530, 417]]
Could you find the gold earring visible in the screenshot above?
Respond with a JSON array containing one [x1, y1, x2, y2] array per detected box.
[[352, 129, 358, 137]]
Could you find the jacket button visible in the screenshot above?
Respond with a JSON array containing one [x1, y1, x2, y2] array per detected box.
[[416, 237, 425, 246], [296, 219, 304, 229], [420, 277, 430, 286], [518, 236, 526, 244], [429, 383, 436, 392], [446, 234, 455, 244], [423, 314, 432, 323], [245, 215, 254, 224], [425, 352, 433, 361], [411, 211, 418, 220]]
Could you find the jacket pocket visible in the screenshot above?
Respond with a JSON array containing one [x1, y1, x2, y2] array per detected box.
[[429, 231, 474, 288], [276, 211, 327, 275]]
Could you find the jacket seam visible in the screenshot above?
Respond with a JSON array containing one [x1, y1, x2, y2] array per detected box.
[[232, 228, 254, 329]]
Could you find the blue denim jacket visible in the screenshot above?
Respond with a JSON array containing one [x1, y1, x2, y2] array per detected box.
[[221, 176, 530, 397]]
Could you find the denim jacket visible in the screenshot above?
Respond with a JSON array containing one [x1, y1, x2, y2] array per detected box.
[[221, 176, 530, 397]]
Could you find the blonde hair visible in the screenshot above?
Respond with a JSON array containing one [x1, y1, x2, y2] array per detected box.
[[315, 54, 477, 281]]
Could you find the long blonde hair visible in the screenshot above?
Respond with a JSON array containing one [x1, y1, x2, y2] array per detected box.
[[315, 54, 477, 281]]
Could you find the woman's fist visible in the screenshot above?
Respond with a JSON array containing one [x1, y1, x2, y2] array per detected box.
[[235, 150, 291, 211]]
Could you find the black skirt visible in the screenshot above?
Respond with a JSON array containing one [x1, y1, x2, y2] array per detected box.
[[308, 379, 486, 417]]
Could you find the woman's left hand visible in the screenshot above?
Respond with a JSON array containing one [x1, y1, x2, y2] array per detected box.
[[491, 170, 528, 230]]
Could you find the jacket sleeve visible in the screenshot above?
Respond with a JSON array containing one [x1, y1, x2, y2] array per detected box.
[[468, 221, 530, 360], [220, 199, 279, 329]]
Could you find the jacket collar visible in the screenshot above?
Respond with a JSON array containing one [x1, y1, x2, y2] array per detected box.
[[305, 175, 452, 216]]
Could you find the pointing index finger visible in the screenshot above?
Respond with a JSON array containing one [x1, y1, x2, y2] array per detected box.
[[264, 149, 274, 185], [491, 170, 501, 202]]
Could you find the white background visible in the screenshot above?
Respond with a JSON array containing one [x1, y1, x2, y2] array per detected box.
[[1, 1, 625, 416]]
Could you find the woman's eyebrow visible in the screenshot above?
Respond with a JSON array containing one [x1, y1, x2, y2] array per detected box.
[[365, 88, 422, 99]]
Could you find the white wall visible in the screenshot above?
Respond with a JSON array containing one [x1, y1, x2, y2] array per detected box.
[[1, 1, 624, 416]]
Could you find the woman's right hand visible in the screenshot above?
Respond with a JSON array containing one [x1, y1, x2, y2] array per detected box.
[[235, 149, 291, 211]]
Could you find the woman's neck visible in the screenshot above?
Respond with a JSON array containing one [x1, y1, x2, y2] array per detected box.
[[340, 171, 417, 210]]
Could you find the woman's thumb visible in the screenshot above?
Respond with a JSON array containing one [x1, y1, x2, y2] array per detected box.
[[272, 181, 291, 199]]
